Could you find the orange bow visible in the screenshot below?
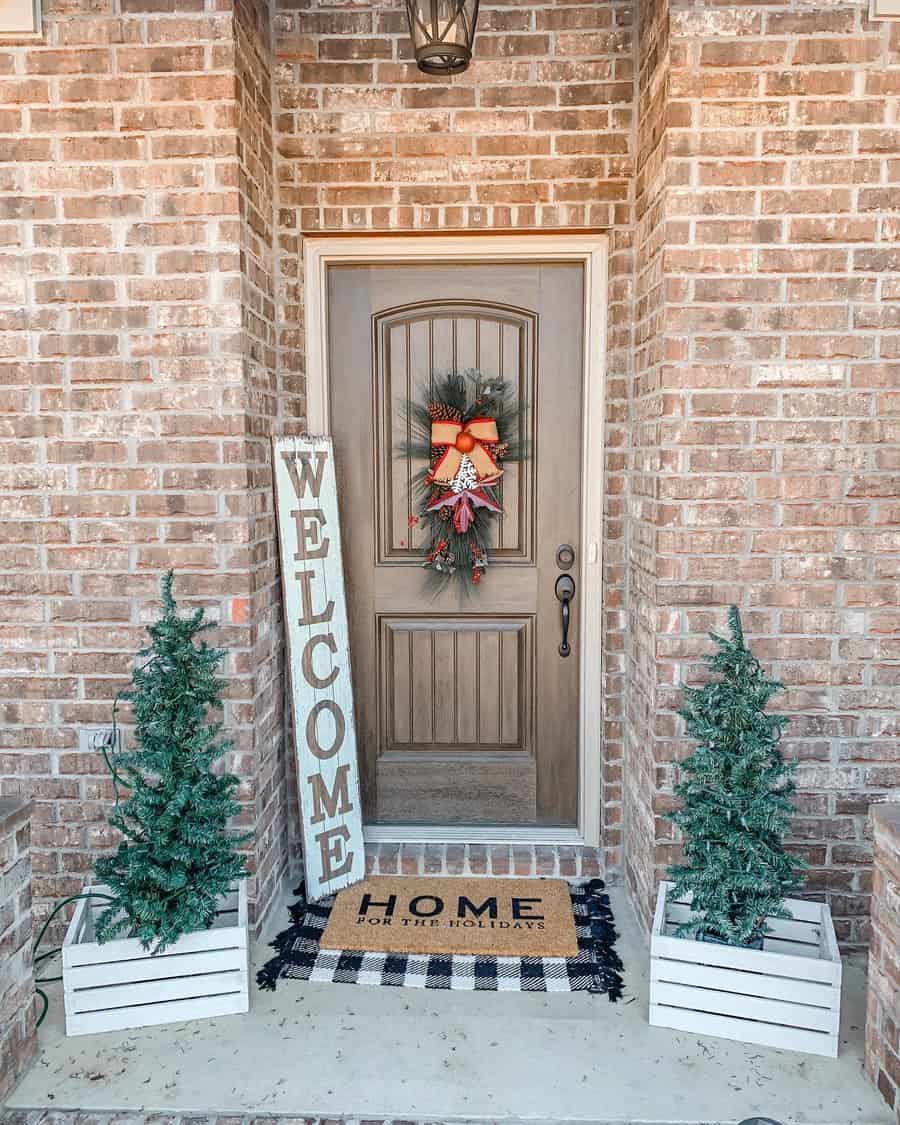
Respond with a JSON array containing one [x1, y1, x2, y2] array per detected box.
[[430, 417, 503, 485]]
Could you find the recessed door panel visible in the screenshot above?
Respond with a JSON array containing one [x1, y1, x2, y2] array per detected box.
[[380, 616, 531, 752]]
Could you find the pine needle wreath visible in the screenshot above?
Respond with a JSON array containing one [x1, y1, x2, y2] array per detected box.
[[401, 370, 527, 589]]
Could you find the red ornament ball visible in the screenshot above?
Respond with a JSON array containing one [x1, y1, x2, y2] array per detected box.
[[454, 431, 476, 454]]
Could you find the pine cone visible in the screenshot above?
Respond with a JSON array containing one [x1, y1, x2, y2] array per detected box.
[[427, 403, 461, 423]]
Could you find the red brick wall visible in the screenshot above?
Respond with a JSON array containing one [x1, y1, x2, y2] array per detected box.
[[0, 0, 283, 940], [0, 798, 36, 1105], [233, 0, 291, 938], [626, 0, 669, 926], [867, 803, 900, 1119], [628, 0, 900, 947], [272, 0, 637, 871]]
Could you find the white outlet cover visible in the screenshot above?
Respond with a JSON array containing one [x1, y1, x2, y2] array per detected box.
[[871, 0, 900, 17], [79, 727, 123, 755]]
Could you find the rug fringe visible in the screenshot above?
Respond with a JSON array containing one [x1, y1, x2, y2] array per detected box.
[[585, 879, 624, 1001], [256, 960, 281, 992], [256, 884, 308, 992]]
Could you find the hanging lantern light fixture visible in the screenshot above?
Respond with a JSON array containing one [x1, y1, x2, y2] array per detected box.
[[405, 0, 480, 76]]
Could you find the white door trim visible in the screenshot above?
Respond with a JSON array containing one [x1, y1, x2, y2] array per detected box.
[[303, 233, 608, 848]]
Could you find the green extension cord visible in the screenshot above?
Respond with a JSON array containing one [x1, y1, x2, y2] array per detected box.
[[32, 891, 118, 1028]]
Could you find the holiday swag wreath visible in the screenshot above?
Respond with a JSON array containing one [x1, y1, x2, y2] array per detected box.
[[403, 371, 526, 588]]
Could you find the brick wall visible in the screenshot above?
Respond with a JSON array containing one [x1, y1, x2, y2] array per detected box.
[[626, 0, 668, 926], [0, 797, 36, 1104], [0, 0, 283, 941], [233, 0, 291, 942], [1, 0, 899, 954], [272, 0, 637, 871], [867, 802, 900, 1119], [625, 0, 900, 947]]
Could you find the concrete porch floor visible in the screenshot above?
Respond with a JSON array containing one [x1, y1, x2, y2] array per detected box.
[[6, 887, 891, 1125]]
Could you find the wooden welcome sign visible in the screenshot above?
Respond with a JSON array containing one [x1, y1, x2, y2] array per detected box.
[[273, 435, 365, 899]]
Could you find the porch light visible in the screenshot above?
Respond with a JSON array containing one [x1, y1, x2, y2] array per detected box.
[[405, 0, 480, 76]]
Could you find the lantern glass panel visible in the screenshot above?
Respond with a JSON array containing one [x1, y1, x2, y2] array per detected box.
[[406, 0, 479, 75]]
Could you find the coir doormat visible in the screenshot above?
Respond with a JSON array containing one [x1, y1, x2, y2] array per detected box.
[[321, 876, 579, 958], [257, 878, 623, 998]]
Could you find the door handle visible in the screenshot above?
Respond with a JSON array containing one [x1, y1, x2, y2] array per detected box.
[[555, 574, 576, 658]]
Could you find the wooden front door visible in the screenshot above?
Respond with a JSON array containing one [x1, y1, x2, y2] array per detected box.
[[328, 261, 584, 828]]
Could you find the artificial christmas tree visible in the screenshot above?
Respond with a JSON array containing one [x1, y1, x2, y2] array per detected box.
[[94, 571, 249, 951], [652, 607, 841, 1053], [665, 606, 806, 947], [648, 608, 840, 1056]]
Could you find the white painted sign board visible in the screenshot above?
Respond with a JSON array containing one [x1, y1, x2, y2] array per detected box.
[[273, 435, 365, 900]]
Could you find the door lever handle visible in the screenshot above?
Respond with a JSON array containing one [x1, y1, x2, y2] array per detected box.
[[555, 574, 576, 658]]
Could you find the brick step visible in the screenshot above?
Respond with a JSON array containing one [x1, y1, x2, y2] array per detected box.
[[364, 841, 605, 880]]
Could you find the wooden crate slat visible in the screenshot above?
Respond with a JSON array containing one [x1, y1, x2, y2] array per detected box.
[[652, 980, 839, 1034], [64, 946, 244, 990], [651, 930, 840, 984], [79, 888, 242, 936], [65, 969, 246, 1015], [820, 903, 842, 967], [761, 934, 824, 959], [663, 901, 822, 947], [667, 889, 824, 925], [650, 1004, 839, 1059], [83, 887, 241, 917], [64, 925, 246, 969], [63, 895, 90, 947], [65, 991, 248, 1037], [650, 957, 839, 1009], [661, 923, 822, 960]]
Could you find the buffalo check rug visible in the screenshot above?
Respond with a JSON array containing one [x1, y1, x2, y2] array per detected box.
[[257, 878, 624, 999]]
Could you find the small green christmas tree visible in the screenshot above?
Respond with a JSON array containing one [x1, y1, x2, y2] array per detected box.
[[666, 606, 806, 946], [95, 572, 249, 950]]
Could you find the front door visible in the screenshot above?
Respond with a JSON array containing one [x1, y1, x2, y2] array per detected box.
[[328, 261, 584, 828]]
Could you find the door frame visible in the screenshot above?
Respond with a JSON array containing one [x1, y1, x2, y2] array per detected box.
[[303, 233, 608, 848]]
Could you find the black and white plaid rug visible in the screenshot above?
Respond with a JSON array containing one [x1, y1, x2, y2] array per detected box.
[[257, 879, 623, 999]]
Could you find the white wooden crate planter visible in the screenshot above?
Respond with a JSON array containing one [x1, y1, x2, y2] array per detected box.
[[62, 882, 248, 1036], [649, 881, 842, 1058]]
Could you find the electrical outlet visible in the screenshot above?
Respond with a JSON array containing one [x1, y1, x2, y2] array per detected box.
[[79, 727, 123, 755]]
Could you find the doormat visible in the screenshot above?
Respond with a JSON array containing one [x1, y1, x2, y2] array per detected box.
[[257, 878, 624, 999], [321, 876, 579, 958]]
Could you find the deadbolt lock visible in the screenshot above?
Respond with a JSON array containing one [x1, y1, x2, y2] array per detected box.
[[556, 543, 575, 570]]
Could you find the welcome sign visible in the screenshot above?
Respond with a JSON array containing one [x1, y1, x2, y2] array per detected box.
[[273, 434, 365, 899]]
